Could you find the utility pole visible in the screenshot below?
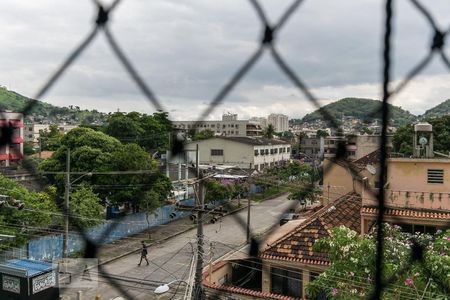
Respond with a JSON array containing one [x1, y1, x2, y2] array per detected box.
[[63, 148, 70, 258], [38, 137, 42, 159], [247, 196, 251, 243], [194, 144, 204, 300]]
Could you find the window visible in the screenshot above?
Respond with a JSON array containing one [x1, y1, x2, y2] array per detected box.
[[211, 124, 215, 128], [287, 147, 291, 153], [236, 124, 239, 129], [347, 150, 356, 157], [274, 148, 278, 154], [271, 267, 302, 298], [393, 223, 437, 234], [254, 150, 259, 156], [265, 149, 269, 155], [270, 149, 274, 154], [211, 149, 223, 156], [309, 271, 320, 283], [427, 169, 444, 184], [260, 149, 265, 156]]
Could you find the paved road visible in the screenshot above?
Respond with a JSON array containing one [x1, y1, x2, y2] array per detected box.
[[61, 194, 296, 300]]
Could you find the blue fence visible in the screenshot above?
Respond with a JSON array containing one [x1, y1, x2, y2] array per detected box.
[[27, 198, 195, 261]]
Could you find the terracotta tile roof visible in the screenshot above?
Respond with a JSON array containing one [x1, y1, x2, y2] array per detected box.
[[204, 281, 302, 300], [361, 206, 450, 220], [260, 193, 362, 265], [352, 149, 380, 170]]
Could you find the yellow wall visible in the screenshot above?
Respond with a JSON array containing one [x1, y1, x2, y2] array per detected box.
[[261, 259, 327, 297]]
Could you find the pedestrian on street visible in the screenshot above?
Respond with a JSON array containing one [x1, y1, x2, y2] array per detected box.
[[138, 241, 149, 266]]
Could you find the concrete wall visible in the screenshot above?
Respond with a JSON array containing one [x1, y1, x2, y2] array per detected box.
[[187, 139, 254, 169], [370, 158, 450, 211]]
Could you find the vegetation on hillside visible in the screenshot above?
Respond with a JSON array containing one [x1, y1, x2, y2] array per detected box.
[[422, 99, 450, 119], [0, 86, 107, 124], [302, 98, 417, 127]]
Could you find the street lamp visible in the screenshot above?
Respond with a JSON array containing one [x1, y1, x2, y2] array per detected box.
[[154, 280, 188, 295]]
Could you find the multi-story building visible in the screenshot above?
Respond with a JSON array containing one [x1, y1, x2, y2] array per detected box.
[[268, 114, 289, 133], [185, 136, 292, 171], [0, 112, 24, 167], [173, 114, 262, 137], [250, 117, 268, 129], [24, 123, 78, 145], [300, 134, 393, 160]]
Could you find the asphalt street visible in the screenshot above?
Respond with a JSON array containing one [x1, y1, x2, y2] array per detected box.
[[61, 194, 295, 300]]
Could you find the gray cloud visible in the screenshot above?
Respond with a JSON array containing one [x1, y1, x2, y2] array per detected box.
[[1, 0, 450, 121]]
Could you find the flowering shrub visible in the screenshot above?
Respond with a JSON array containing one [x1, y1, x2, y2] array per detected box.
[[305, 224, 449, 299]]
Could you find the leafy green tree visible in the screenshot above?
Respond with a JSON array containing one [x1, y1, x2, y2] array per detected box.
[[306, 225, 450, 299], [70, 185, 104, 228], [23, 141, 35, 155], [193, 129, 215, 141], [0, 176, 58, 250], [105, 111, 173, 153], [39, 127, 171, 213], [39, 124, 63, 151], [204, 179, 232, 204], [316, 129, 329, 138]]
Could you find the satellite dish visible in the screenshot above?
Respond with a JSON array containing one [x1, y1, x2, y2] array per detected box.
[[419, 136, 428, 146], [366, 164, 376, 175]]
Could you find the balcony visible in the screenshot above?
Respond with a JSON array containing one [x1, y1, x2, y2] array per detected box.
[[9, 153, 24, 160]]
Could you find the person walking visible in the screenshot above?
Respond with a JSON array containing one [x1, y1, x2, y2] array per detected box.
[[138, 241, 149, 266]]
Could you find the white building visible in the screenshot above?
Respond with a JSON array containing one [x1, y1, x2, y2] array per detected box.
[[268, 114, 289, 132], [186, 136, 292, 171], [24, 123, 78, 145], [173, 114, 262, 137]]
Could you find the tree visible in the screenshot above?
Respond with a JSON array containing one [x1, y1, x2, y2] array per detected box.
[[306, 225, 450, 299], [39, 127, 171, 214], [23, 141, 35, 155], [105, 111, 173, 153], [393, 115, 450, 156], [70, 185, 104, 228], [193, 129, 215, 141], [39, 124, 63, 151], [204, 179, 232, 204], [263, 124, 275, 139], [0, 176, 58, 250], [316, 129, 329, 138]]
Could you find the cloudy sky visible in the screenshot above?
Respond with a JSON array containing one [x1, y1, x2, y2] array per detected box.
[[1, 0, 450, 120]]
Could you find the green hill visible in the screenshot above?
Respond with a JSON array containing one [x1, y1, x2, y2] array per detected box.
[[301, 98, 417, 127], [422, 99, 450, 119], [0, 86, 106, 124]]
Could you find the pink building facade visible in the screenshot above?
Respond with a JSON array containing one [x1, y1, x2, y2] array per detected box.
[[0, 112, 24, 167]]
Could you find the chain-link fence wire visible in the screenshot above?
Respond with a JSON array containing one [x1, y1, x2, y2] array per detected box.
[[0, 0, 449, 299]]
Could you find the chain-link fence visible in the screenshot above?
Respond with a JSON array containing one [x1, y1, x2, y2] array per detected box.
[[0, 0, 449, 299]]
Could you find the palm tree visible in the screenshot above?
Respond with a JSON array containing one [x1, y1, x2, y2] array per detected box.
[[263, 124, 275, 139]]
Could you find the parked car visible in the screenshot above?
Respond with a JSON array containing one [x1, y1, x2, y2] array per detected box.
[[279, 213, 299, 226]]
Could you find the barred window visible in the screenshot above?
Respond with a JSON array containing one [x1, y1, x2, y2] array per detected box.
[[211, 149, 223, 156], [427, 169, 444, 184]]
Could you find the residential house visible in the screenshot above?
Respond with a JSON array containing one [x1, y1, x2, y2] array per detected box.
[[203, 192, 362, 299]]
